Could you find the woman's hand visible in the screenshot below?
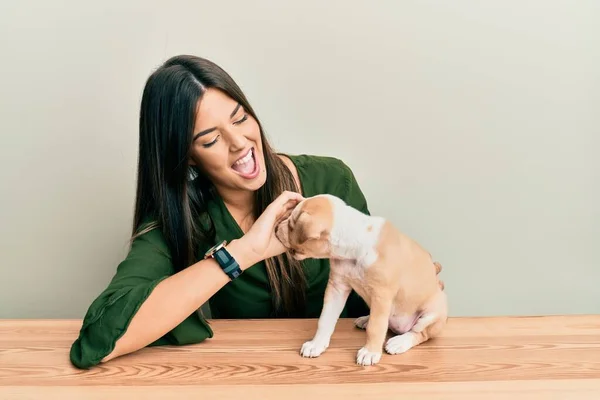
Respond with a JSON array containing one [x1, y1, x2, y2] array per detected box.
[[230, 191, 303, 269]]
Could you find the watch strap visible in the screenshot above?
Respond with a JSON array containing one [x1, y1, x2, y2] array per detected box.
[[211, 245, 242, 280]]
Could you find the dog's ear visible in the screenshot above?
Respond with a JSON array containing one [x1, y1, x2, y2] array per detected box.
[[293, 211, 326, 245], [277, 205, 295, 225]]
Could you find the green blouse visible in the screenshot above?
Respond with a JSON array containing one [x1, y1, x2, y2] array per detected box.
[[69, 154, 371, 369]]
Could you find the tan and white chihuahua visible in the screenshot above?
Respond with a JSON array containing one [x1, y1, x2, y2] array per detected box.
[[276, 194, 448, 366]]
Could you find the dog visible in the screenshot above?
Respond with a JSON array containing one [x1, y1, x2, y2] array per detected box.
[[275, 194, 448, 366]]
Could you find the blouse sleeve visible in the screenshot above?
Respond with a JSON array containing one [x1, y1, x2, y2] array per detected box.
[[341, 161, 371, 216], [69, 226, 213, 369]]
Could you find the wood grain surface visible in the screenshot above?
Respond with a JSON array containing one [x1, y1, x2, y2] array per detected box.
[[1, 316, 600, 399]]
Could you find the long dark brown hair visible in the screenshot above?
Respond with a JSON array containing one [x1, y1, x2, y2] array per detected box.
[[132, 55, 306, 315]]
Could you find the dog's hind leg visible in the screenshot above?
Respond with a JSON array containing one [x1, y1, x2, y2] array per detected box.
[[384, 313, 443, 354], [385, 292, 448, 355]]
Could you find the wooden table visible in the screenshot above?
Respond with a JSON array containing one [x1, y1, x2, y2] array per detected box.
[[1, 316, 600, 399]]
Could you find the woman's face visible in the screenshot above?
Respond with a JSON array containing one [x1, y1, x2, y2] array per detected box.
[[189, 88, 267, 195]]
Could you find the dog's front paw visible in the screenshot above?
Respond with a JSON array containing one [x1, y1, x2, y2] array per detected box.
[[300, 339, 329, 358], [354, 315, 369, 330], [356, 346, 382, 366]]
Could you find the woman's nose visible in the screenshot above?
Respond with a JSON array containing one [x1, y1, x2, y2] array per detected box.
[[227, 130, 247, 151]]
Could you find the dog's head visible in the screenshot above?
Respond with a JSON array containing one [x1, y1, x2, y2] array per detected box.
[[276, 194, 341, 260]]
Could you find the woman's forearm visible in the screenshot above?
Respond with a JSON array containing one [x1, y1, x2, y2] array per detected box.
[[101, 239, 255, 362]]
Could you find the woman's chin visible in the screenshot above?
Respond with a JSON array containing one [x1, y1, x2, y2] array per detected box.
[[247, 172, 267, 191]]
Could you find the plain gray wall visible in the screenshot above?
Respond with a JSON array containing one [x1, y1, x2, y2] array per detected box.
[[1, 0, 598, 319]]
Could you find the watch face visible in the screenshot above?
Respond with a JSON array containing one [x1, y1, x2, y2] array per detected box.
[[205, 241, 227, 258]]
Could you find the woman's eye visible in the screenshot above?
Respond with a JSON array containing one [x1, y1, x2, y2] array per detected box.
[[202, 135, 220, 148], [233, 114, 248, 125]]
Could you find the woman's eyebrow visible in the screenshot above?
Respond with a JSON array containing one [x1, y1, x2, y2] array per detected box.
[[230, 103, 241, 118], [193, 103, 241, 141]]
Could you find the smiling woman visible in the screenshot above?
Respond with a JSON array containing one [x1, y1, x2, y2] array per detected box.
[[131, 55, 307, 313], [68, 54, 441, 369]]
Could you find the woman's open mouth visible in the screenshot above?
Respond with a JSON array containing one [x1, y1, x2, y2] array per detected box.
[[231, 147, 260, 179]]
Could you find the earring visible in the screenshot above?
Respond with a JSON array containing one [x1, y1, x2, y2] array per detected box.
[[188, 167, 198, 181]]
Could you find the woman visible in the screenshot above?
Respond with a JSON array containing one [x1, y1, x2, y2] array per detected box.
[[69, 54, 443, 369]]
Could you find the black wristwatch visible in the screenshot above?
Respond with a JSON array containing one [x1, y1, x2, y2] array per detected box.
[[204, 240, 242, 281]]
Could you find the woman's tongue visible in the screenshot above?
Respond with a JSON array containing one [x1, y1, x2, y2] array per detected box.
[[232, 154, 256, 176]]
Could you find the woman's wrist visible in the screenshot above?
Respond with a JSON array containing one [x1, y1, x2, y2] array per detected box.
[[226, 238, 260, 271]]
